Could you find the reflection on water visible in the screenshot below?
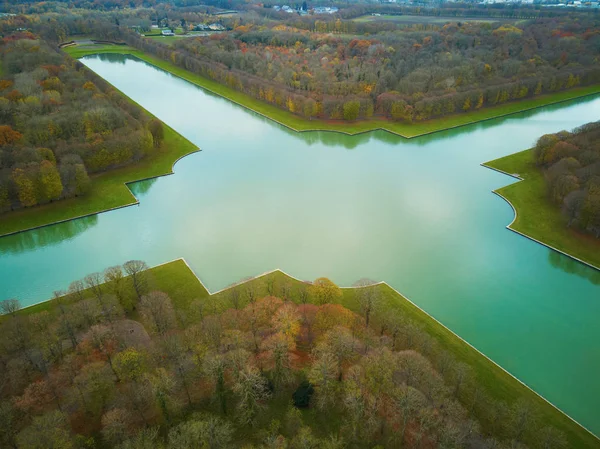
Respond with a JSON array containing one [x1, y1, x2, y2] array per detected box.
[[128, 177, 158, 198], [548, 251, 600, 286], [0, 215, 98, 255], [100, 52, 599, 151]]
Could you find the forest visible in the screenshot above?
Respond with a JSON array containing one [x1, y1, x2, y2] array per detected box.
[[118, 15, 600, 123], [0, 33, 164, 213], [0, 262, 572, 449], [534, 121, 600, 238]]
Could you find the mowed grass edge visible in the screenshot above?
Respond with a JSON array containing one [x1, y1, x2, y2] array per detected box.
[[483, 149, 600, 270], [65, 44, 600, 139], [11, 259, 600, 448]]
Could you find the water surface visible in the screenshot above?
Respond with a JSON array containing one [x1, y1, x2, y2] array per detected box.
[[1, 54, 599, 435]]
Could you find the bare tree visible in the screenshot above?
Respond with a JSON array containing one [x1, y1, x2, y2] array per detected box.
[[510, 399, 538, 444], [228, 286, 242, 310], [123, 260, 149, 301], [53, 291, 78, 349], [67, 280, 86, 302], [84, 272, 104, 301], [233, 366, 270, 426], [0, 298, 21, 317], [159, 334, 195, 406], [139, 292, 176, 335], [81, 325, 121, 381], [203, 353, 228, 415], [104, 265, 125, 305], [297, 281, 311, 305], [353, 278, 380, 328]]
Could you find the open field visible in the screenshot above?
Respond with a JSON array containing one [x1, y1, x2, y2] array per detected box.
[[352, 14, 517, 24], [0, 45, 198, 237], [483, 150, 600, 270], [144, 32, 215, 45], [11, 259, 600, 449], [63, 43, 600, 139]]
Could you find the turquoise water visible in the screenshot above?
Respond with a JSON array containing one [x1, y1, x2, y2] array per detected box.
[[1, 54, 600, 435]]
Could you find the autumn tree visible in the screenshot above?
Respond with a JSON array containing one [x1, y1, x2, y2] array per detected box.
[[343, 100, 360, 121], [309, 278, 342, 305], [140, 291, 177, 335], [80, 325, 121, 380], [39, 160, 63, 202], [12, 168, 37, 207], [0, 125, 22, 146]]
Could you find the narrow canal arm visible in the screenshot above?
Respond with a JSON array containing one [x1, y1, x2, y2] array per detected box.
[[63, 43, 600, 140]]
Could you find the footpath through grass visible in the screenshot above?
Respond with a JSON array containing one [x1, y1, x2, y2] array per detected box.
[[12, 259, 599, 448], [483, 150, 600, 269], [64, 44, 600, 139], [0, 47, 199, 237]]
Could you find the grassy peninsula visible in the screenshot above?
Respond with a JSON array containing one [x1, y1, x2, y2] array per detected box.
[[483, 150, 600, 270], [0, 126, 197, 237], [0, 42, 198, 237]]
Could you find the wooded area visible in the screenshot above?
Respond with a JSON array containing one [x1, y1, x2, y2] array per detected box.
[[0, 33, 164, 213], [120, 16, 600, 122], [534, 121, 600, 238], [0, 264, 572, 448]]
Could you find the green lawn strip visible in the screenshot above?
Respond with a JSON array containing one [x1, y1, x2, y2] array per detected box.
[[483, 150, 600, 269], [0, 52, 199, 237], [64, 44, 600, 139], [10, 259, 207, 319], [10, 260, 600, 447]]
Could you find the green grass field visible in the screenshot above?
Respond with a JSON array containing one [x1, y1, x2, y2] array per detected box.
[[63, 43, 600, 139], [0, 46, 199, 237], [483, 150, 600, 270], [11, 259, 599, 448]]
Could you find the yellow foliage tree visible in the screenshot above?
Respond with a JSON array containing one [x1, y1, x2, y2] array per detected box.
[[309, 278, 342, 305]]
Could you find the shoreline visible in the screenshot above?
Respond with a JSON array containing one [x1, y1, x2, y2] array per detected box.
[[15, 256, 600, 445], [1, 44, 597, 238], [67, 45, 600, 139], [0, 148, 201, 239], [481, 154, 600, 272]]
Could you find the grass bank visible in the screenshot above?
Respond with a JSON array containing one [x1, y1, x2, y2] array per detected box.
[[352, 14, 513, 24], [483, 150, 600, 270], [64, 44, 600, 139], [0, 49, 199, 237], [11, 259, 599, 448], [13, 259, 208, 318]]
